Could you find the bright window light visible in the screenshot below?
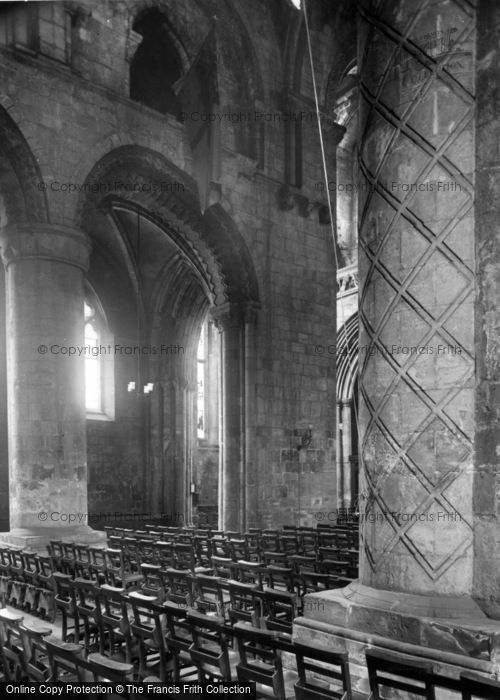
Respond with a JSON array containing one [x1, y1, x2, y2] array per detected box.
[[85, 317, 101, 412]]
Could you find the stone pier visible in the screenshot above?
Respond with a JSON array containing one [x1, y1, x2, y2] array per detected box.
[[0, 223, 105, 550], [296, 0, 500, 690]]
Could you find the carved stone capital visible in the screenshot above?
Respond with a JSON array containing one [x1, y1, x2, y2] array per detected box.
[[0, 223, 91, 272], [212, 303, 245, 332]]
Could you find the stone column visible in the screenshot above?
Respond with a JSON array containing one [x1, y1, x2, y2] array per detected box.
[[213, 303, 243, 532], [294, 1, 500, 682], [0, 223, 103, 548], [243, 302, 259, 530], [356, 0, 477, 602]]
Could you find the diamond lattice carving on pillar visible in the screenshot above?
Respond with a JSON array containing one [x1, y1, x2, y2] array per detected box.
[[358, 0, 475, 594]]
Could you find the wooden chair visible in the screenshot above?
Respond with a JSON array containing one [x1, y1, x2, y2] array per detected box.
[[19, 619, 53, 682], [231, 560, 265, 588], [153, 541, 176, 570], [259, 532, 281, 554], [162, 568, 193, 607], [47, 540, 65, 573], [294, 641, 357, 699], [140, 563, 165, 601], [298, 530, 318, 556], [210, 556, 235, 581], [21, 552, 42, 613], [96, 584, 134, 663], [163, 601, 196, 682], [45, 635, 133, 692], [243, 532, 261, 561], [88, 546, 107, 583], [279, 535, 300, 557], [258, 588, 299, 637], [87, 651, 135, 688], [460, 671, 500, 699], [226, 539, 250, 562], [193, 535, 212, 568], [191, 574, 228, 618], [36, 555, 55, 620], [8, 548, 26, 609], [127, 591, 171, 681], [61, 542, 77, 576], [226, 580, 261, 627], [365, 647, 436, 700], [104, 548, 143, 589], [172, 543, 211, 575], [73, 543, 93, 580], [52, 572, 78, 642], [230, 623, 297, 700], [187, 609, 236, 682], [0, 547, 12, 607], [263, 564, 296, 593], [70, 577, 102, 652], [0, 608, 28, 682], [43, 635, 87, 682]]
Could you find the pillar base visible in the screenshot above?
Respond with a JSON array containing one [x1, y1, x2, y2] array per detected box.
[[0, 526, 107, 552], [294, 583, 500, 696]]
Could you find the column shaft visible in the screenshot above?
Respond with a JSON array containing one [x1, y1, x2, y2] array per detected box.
[[358, 0, 476, 595], [1, 223, 92, 537]]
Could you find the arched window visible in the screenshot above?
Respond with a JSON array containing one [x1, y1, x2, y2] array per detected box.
[[197, 324, 206, 440], [130, 9, 182, 116], [84, 302, 101, 413], [196, 318, 220, 444], [84, 297, 115, 421]]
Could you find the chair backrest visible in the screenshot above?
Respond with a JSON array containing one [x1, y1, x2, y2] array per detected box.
[[191, 574, 224, 617], [294, 642, 351, 700], [52, 571, 74, 602], [227, 580, 260, 627], [140, 563, 165, 601], [127, 591, 166, 644], [460, 671, 500, 699], [260, 588, 298, 637], [210, 556, 234, 579], [154, 541, 175, 569], [365, 648, 436, 700], [163, 601, 192, 653], [127, 591, 169, 681], [231, 623, 286, 699], [173, 543, 196, 572], [0, 608, 27, 682], [226, 539, 250, 562], [279, 535, 300, 555], [87, 652, 134, 684], [46, 634, 134, 694], [162, 568, 193, 607], [19, 620, 52, 682], [44, 635, 89, 682], [186, 610, 232, 681]]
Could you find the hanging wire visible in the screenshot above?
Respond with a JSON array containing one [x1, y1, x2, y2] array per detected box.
[[301, 0, 363, 511]]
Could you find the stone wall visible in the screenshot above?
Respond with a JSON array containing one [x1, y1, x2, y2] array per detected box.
[[0, 0, 342, 530]]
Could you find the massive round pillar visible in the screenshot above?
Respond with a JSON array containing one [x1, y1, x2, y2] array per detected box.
[[357, 0, 476, 597], [0, 223, 103, 546]]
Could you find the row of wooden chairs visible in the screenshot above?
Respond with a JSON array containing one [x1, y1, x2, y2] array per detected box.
[[0, 542, 345, 634], [2, 601, 497, 698], [105, 524, 359, 561], [100, 536, 359, 593]]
